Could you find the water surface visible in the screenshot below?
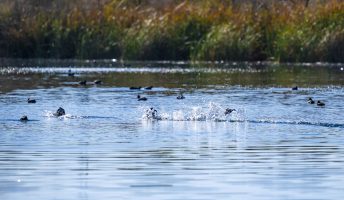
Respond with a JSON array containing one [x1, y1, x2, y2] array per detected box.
[[0, 60, 344, 200]]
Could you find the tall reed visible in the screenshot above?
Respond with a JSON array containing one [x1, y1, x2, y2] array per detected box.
[[0, 0, 343, 62]]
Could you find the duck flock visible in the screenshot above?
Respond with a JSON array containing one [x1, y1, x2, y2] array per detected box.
[[20, 78, 237, 121], [20, 75, 326, 122]]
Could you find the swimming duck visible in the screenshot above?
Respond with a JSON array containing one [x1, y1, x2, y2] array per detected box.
[[130, 86, 141, 90], [94, 80, 102, 85], [176, 92, 185, 99], [307, 97, 315, 104], [68, 69, 75, 77], [137, 95, 147, 101], [20, 115, 28, 121], [292, 86, 298, 90], [146, 107, 158, 119], [151, 108, 158, 119], [27, 98, 36, 103], [79, 80, 87, 85], [317, 100, 325, 107], [54, 107, 66, 117], [145, 86, 153, 90], [224, 108, 236, 115]]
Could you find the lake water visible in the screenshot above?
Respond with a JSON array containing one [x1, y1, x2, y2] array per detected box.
[[0, 60, 344, 200]]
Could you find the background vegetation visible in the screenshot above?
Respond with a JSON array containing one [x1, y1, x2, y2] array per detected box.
[[0, 0, 343, 62]]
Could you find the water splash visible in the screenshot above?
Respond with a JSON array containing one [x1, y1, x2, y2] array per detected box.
[[141, 102, 240, 122], [140, 103, 343, 128], [44, 110, 56, 118], [43, 110, 79, 119]]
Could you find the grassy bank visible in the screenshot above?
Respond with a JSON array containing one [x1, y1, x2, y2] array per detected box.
[[0, 0, 343, 62]]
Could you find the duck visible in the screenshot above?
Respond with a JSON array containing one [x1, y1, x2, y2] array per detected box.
[[151, 108, 158, 119], [20, 115, 28, 121], [79, 80, 87, 85], [176, 92, 185, 99], [224, 108, 236, 115], [137, 95, 147, 101], [130, 86, 141, 90], [291, 86, 298, 90], [27, 98, 36, 103], [307, 97, 315, 104], [93, 80, 102, 85], [145, 86, 153, 90], [68, 69, 75, 77], [146, 107, 158, 119], [54, 107, 66, 117], [317, 100, 325, 107]]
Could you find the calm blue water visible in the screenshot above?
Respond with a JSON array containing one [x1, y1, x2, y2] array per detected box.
[[0, 63, 344, 200]]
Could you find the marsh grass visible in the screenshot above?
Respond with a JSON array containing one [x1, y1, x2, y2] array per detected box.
[[0, 0, 344, 62]]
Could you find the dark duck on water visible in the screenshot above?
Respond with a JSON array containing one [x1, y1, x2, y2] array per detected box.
[[145, 86, 153, 90], [176, 92, 185, 99], [20, 115, 28, 121], [308, 97, 315, 104], [27, 98, 36, 103], [224, 108, 236, 115], [137, 95, 147, 101], [317, 100, 325, 107], [130, 86, 141, 90], [68, 69, 75, 77], [94, 80, 102, 85], [54, 107, 66, 117], [79, 80, 87, 85], [145, 107, 159, 120]]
